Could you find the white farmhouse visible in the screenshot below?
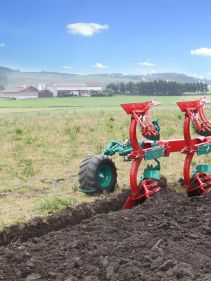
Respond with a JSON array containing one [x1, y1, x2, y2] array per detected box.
[[38, 82, 102, 97]]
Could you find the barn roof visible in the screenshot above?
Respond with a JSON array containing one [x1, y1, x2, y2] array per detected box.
[[48, 82, 102, 87], [1, 86, 38, 93]]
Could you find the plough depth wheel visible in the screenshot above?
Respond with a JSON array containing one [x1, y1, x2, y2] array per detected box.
[[79, 155, 117, 194]]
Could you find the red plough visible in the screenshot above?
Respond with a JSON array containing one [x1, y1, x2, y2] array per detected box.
[[79, 98, 211, 209]]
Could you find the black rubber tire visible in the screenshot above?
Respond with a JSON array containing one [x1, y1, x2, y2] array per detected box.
[[78, 155, 117, 194]]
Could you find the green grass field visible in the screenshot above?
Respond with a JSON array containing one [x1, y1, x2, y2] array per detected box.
[[0, 95, 210, 228], [1, 95, 210, 110]]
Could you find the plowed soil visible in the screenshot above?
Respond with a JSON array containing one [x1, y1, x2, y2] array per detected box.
[[0, 185, 210, 281]]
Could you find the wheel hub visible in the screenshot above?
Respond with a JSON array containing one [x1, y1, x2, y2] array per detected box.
[[97, 165, 112, 188]]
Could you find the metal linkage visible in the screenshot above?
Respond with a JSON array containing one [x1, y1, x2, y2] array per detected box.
[[120, 100, 163, 208], [177, 97, 211, 195], [119, 98, 211, 209]]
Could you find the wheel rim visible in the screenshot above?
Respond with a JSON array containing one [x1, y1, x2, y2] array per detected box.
[[97, 165, 112, 189]]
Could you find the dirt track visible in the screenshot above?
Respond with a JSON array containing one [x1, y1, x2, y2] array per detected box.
[[0, 185, 210, 281]]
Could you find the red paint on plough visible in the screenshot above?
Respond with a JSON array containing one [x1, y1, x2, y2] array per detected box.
[[121, 98, 211, 209]]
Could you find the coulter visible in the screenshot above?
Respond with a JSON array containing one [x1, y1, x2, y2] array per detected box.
[[79, 97, 211, 208]]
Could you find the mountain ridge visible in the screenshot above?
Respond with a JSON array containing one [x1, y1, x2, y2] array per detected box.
[[0, 66, 203, 89]]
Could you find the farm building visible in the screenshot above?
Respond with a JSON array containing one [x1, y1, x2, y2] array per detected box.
[[38, 82, 102, 97], [0, 86, 38, 99]]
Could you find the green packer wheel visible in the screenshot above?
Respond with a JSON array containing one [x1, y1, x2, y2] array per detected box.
[[78, 155, 117, 194]]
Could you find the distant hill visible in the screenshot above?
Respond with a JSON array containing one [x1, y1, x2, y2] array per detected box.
[[148, 73, 199, 83], [0, 66, 202, 89], [101, 72, 200, 83]]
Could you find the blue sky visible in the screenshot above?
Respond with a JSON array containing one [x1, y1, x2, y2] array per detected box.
[[0, 0, 211, 77]]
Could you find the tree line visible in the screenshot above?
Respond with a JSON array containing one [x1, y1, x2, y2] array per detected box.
[[106, 80, 208, 96]]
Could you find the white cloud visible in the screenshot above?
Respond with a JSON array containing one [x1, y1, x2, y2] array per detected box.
[[0, 43, 5, 48], [92, 62, 108, 69], [190, 47, 211, 56], [60, 65, 71, 69], [66, 22, 109, 37], [138, 60, 156, 67]]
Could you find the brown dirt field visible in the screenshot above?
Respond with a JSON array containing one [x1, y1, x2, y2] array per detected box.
[[0, 185, 210, 281]]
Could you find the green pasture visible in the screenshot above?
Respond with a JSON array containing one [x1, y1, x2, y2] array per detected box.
[[0, 95, 209, 112], [0, 95, 210, 228]]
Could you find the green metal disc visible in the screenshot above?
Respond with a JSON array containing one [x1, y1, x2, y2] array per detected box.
[[197, 143, 211, 156], [193, 164, 211, 174], [143, 169, 160, 180], [144, 147, 165, 161], [97, 165, 113, 189]]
